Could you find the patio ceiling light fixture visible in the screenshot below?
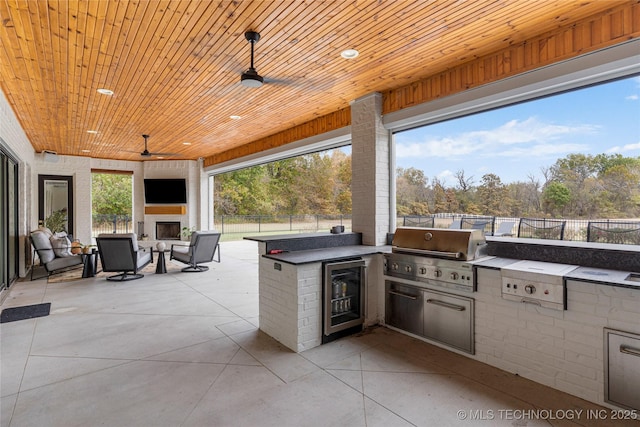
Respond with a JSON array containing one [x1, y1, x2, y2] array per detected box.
[[340, 49, 359, 59]]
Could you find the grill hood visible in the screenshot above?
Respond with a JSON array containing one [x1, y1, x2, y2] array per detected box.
[[391, 227, 486, 261]]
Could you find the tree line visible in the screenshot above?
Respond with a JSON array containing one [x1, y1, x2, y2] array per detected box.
[[90, 151, 639, 220], [214, 150, 352, 216], [397, 153, 640, 219], [215, 151, 640, 220]]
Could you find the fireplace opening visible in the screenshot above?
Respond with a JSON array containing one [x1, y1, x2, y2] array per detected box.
[[156, 222, 181, 240]]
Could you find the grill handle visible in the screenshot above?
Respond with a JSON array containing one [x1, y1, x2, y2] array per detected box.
[[388, 290, 418, 300], [394, 248, 463, 259], [426, 298, 466, 311]]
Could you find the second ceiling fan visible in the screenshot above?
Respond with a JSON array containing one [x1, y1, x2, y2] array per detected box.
[[139, 134, 179, 158]]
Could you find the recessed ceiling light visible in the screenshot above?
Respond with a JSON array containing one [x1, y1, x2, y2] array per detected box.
[[81, 149, 90, 153], [230, 115, 241, 120], [86, 130, 98, 134], [340, 49, 359, 59], [182, 142, 191, 145], [97, 88, 114, 95]]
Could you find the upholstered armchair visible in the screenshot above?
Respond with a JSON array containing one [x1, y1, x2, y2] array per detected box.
[[170, 231, 221, 272], [29, 228, 83, 280], [96, 233, 153, 281]]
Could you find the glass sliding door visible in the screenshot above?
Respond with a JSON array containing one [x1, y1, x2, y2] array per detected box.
[[1, 147, 19, 290]]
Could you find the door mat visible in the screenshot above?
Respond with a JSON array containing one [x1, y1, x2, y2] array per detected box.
[[1, 303, 51, 323]]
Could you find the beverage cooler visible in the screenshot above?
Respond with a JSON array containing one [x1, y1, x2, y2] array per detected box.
[[322, 258, 366, 344]]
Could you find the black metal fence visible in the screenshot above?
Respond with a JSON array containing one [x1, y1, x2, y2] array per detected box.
[[214, 214, 351, 235], [92, 214, 132, 237], [396, 214, 640, 243], [91, 213, 639, 245]]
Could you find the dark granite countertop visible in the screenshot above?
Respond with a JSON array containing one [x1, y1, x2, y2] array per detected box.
[[244, 232, 354, 242], [245, 232, 363, 253], [485, 236, 640, 273], [262, 245, 392, 265]]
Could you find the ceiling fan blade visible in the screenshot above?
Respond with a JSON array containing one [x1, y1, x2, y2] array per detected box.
[[147, 152, 181, 157], [138, 134, 182, 157]]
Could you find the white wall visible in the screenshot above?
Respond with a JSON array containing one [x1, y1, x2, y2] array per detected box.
[[1, 85, 206, 278], [1, 89, 36, 277]]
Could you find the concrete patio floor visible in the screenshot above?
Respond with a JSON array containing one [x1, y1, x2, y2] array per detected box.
[[1, 240, 636, 427]]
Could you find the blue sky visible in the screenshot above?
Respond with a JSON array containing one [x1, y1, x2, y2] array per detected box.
[[394, 75, 640, 186]]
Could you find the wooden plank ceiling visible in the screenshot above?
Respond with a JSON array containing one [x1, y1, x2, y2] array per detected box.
[[0, 1, 631, 163]]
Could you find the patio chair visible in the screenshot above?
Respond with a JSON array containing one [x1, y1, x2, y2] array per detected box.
[[517, 218, 566, 240], [587, 221, 640, 245], [460, 216, 495, 235], [170, 231, 221, 272], [493, 221, 516, 237], [29, 228, 83, 280], [96, 233, 153, 281]]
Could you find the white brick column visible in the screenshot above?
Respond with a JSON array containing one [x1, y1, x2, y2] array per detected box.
[[351, 92, 389, 246]]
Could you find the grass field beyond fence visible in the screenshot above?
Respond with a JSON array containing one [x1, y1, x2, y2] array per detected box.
[[92, 214, 640, 245]]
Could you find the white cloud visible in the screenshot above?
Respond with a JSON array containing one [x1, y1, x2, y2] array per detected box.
[[395, 117, 598, 159], [606, 142, 640, 153], [625, 94, 639, 101]]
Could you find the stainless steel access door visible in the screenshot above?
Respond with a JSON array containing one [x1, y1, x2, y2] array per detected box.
[[605, 328, 640, 410], [423, 289, 474, 354], [385, 281, 424, 336]]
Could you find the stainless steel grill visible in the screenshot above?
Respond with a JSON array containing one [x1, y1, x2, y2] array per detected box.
[[384, 227, 488, 292]]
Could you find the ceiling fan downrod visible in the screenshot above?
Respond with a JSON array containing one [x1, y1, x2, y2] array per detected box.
[[241, 31, 264, 87]]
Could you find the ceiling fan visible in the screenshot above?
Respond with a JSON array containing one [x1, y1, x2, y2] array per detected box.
[[139, 134, 178, 158], [240, 31, 264, 88]]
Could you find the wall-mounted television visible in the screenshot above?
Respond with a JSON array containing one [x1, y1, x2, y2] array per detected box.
[[144, 178, 187, 204]]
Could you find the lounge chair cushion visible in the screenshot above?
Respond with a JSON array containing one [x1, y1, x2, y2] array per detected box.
[[46, 255, 83, 271], [31, 230, 55, 264]]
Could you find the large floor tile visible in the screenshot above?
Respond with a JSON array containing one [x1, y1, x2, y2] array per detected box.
[[29, 312, 229, 359], [9, 360, 225, 427]]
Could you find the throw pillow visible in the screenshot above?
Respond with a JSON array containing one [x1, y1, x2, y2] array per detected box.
[[50, 234, 73, 257]]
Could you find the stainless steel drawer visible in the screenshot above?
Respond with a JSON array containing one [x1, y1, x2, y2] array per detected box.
[[605, 328, 640, 410], [424, 289, 474, 354], [385, 281, 424, 336]]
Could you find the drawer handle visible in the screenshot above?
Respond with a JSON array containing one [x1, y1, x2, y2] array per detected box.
[[620, 345, 640, 358], [389, 290, 418, 300], [426, 299, 466, 311]]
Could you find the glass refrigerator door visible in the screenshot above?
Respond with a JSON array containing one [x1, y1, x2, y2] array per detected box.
[[324, 259, 366, 335]]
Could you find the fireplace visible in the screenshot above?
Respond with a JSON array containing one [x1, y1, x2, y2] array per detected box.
[[156, 222, 180, 240]]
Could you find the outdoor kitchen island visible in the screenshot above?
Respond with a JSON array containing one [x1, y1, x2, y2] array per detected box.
[[247, 231, 640, 413], [245, 232, 390, 352]]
